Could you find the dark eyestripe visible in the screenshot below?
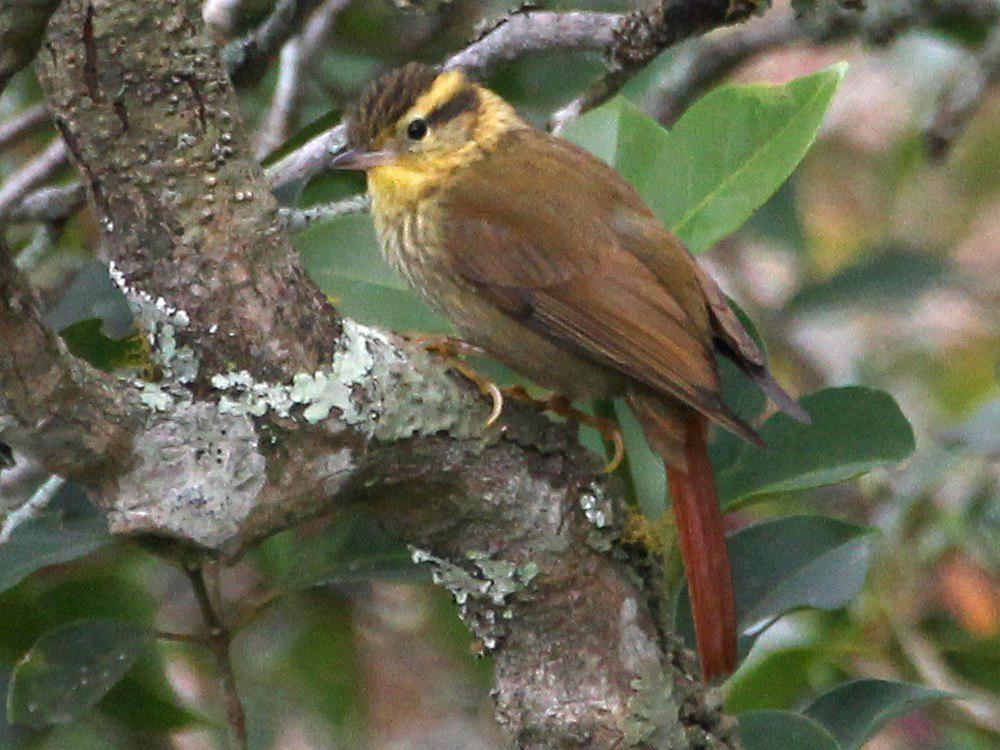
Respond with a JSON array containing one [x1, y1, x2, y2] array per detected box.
[[425, 86, 479, 128]]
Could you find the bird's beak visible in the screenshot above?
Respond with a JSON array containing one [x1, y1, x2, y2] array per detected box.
[[330, 147, 397, 170]]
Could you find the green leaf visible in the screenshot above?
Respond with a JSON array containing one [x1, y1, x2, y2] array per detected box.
[[788, 248, 946, 312], [676, 516, 878, 653], [713, 387, 915, 510], [58, 319, 150, 373], [0, 513, 112, 594], [565, 65, 846, 253], [561, 96, 670, 174], [614, 399, 667, 518], [739, 709, 839, 750], [662, 64, 846, 252], [295, 215, 452, 333], [275, 514, 416, 592], [725, 646, 822, 713], [7, 619, 150, 727], [803, 679, 950, 749]]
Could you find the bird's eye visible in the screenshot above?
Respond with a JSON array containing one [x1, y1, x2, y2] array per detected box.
[[406, 118, 428, 140]]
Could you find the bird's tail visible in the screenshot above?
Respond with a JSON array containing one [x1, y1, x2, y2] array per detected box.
[[628, 390, 738, 681]]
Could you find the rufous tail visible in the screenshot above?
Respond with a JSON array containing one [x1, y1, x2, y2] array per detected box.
[[665, 414, 737, 681]]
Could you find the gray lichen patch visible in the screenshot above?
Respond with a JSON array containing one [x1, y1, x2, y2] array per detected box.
[[578, 481, 621, 553], [211, 370, 294, 418], [208, 318, 493, 442], [618, 598, 683, 746], [108, 261, 199, 383], [339, 320, 490, 442], [107, 401, 265, 552], [410, 547, 540, 651], [138, 382, 175, 412]]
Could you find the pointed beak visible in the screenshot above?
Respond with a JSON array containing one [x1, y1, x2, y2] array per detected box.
[[329, 147, 397, 170]]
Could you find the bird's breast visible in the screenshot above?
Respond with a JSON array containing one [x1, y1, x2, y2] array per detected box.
[[371, 198, 463, 312]]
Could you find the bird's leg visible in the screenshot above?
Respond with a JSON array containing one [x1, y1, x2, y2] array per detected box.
[[405, 333, 503, 427], [503, 388, 625, 473]]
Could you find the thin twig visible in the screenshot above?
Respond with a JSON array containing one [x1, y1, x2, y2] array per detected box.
[[3, 183, 85, 225], [549, 0, 768, 132], [155, 629, 211, 646], [279, 193, 369, 231], [0, 139, 68, 221], [184, 566, 248, 750], [649, 14, 799, 126], [254, 0, 352, 160], [444, 10, 619, 71], [0, 474, 64, 543], [224, 0, 327, 86], [895, 624, 1000, 734], [254, 37, 305, 160], [0, 104, 50, 151]]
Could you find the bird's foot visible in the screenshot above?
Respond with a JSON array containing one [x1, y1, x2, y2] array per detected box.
[[504, 387, 624, 473], [407, 334, 503, 427]]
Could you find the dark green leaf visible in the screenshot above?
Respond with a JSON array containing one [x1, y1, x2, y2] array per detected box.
[[803, 679, 950, 749], [7, 619, 150, 727], [0, 513, 112, 594], [788, 248, 946, 312], [739, 709, 839, 750], [275, 514, 416, 592], [717, 301, 768, 426], [0, 668, 33, 747], [0, 1, 61, 89], [713, 387, 915, 509], [677, 516, 878, 653]]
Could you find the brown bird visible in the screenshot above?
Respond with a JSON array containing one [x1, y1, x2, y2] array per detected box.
[[332, 62, 810, 681]]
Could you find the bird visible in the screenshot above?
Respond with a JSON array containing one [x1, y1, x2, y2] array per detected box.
[[331, 62, 810, 681]]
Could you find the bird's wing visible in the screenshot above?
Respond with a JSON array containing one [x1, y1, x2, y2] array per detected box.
[[434, 129, 757, 439]]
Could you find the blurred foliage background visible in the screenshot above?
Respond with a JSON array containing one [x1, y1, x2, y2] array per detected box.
[[0, 0, 998, 748]]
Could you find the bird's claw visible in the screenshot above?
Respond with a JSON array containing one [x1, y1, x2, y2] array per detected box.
[[411, 334, 503, 428], [504, 388, 624, 473]]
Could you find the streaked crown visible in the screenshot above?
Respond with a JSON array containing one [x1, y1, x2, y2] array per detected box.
[[347, 62, 439, 149]]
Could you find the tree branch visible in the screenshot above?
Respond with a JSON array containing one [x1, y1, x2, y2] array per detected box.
[[926, 23, 1000, 157], [0, 241, 142, 478], [648, 13, 799, 126], [223, 0, 327, 87], [549, 0, 768, 132]]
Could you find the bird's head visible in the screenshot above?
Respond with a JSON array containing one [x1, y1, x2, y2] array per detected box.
[[333, 63, 522, 197]]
